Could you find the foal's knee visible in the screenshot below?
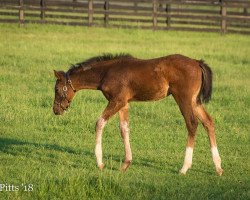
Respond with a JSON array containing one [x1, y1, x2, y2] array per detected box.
[[120, 121, 129, 136], [95, 118, 106, 133]]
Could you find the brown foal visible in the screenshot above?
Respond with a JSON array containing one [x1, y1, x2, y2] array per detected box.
[[53, 53, 223, 176]]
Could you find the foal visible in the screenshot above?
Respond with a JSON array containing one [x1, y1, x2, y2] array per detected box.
[[53, 53, 223, 175]]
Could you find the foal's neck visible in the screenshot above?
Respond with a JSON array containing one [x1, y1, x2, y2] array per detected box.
[[68, 67, 103, 91]]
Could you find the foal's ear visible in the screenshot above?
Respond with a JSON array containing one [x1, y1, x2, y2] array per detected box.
[[54, 70, 65, 80]]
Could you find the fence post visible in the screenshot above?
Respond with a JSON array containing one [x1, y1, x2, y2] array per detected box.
[[19, 0, 24, 26], [152, 0, 157, 30], [73, 0, 77, 10], [104, 0, 109, 26], [243, 8, 248, 24], [88, 0, 93, 26], [166, 3, 171, 29], [243, 8, 247, 16], [134, 1, 138, 13], [220, 0, 227, 34], [40, 0, 46, 22]]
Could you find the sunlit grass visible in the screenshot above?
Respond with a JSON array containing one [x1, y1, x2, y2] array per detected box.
[[0, 23, 249, 200]]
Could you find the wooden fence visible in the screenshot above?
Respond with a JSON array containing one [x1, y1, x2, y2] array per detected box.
[[0, 0, 249, 34]]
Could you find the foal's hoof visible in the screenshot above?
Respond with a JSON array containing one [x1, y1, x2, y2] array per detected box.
[[216, 168, 224, 176], [179, 166, 190, 175], [179, 170, 187, 176], [121, 161, 132, 172], [98, 163, 105, 170]]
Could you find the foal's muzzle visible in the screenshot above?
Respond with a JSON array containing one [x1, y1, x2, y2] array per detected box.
[[53, 106, 64, 115], [53, 102, 69, 115]]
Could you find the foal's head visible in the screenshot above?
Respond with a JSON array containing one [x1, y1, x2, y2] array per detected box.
[[53, 70, 75, 115]]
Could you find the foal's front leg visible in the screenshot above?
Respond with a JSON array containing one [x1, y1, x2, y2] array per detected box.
[[119, 103, 132, 171], [95, 117, 107, 170], [95, 100, 126, 170]]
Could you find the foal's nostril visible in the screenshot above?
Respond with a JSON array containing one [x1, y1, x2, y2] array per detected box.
[[66, 104, 70, 109], [53, 108, 60, 115]]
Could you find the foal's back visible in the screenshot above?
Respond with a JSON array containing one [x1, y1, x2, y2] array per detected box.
[[100, 54, 201, 102]]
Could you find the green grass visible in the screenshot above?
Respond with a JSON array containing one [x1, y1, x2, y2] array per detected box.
[[0, 23, 249, 200]]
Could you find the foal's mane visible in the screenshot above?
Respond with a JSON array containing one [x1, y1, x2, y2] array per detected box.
[[68, 53, 134, 73]]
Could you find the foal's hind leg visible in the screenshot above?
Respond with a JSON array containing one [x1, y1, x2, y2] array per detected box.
[[179, 106, 198, 175], [173, 95, 198, 175], [119, 103, 132, 171], [194, 105, 223, 176]]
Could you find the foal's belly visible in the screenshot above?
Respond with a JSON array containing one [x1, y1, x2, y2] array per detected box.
[[131, 84, 169, 102], [127, 64, 170, 102]]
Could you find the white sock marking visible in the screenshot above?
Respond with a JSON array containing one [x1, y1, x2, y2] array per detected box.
[[95, 117, 106, 167], [211, 146, 221, 169], [120, 121, 132, 161], [180, 147, 193, 174], [120, 121, 130, 134]]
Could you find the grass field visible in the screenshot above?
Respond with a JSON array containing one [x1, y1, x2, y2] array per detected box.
[[0, 23, 249, 200]]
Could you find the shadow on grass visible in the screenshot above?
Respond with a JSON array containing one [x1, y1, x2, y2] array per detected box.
[[0, 137, 92, 157], [104, 154, 185, 175], [0, 137, 211, 175], [100, 154, 213, 175]]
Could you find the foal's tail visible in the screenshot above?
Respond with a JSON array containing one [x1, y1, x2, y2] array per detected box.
[[198, 60, 213, 104]]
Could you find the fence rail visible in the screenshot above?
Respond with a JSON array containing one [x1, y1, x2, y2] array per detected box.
[[0, 0, 249, 34]]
